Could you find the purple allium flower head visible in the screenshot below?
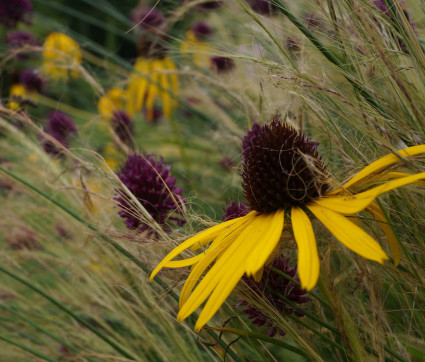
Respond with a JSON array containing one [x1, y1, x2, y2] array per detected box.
[[192, 21, 213, 38], [250, 0, 278, 15], [19, 69, 46, 93], [211, 56, 235, 73], [111, 111, 134, 146], [6, 30, 39, 58], [116, 154, 186, 232], [239, 256, 310, 337], [130, 8, 164, 30], [42, 111, 77, 155], [0, 0, 33, 28], [223, 201, 249, 221]]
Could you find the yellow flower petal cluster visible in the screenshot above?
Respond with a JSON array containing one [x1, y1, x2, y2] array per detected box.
[[126, 57, 179, 121], [180, 30, 210, 68], [42, 32, 82, 81], [151, 145, 425, 331], [98, 87, 126, 121], [7, 84, 27, 110]]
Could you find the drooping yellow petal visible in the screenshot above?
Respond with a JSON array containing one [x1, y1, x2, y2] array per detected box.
[[145, 60, 159, 121], [317, 172, 425, 215], [179, 219, 250, 307], [162, 58, 179, 108], [178, 214, 264, 323], [191, 211, 256, 251], [367, 203, 400, 266], [194, 263, 246, 331], [165, 254, 205, 268], [245, 210, 284, 277], [291, 206, 320, 291], [307, 204, 388, 263], [335, 145, 425, 191], [158, 60, 172, 118], [149, 215, 252, 281]]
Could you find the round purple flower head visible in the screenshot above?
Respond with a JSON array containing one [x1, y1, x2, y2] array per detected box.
[[223, 201, 249, 221], [239, 256, 310, 337], [116, 154, 186, 233], [211, 56, 235, 73], [192, 21, 213, 39], [42, 111, 77, 155], [19, 69, 46, 93], [6, 30, 39, 58], [130, 8, 164, 31], [111, 111, 134, 146], [0, 0, 33, 28]]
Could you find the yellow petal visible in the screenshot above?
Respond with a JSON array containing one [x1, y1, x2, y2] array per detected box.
[[178, 215, 264, 322], [318, 172, 425, 215], [245, 210, 284, 276], [158, 60, 172, 118], [337, 145, 425, 191], [165, 254, 205, 268], [367, 203, 400, 266], [179, 219, 250, 307], [191, 212, 256, 251], [191, 218, 263, 331], [149, 215, 249, 281], [291, 207, 320, 291], [307, 204, 388, 263], [145, 60, 159, 121]]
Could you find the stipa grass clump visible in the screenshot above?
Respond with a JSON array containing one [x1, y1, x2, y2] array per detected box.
[[1, 0, 425, 361]]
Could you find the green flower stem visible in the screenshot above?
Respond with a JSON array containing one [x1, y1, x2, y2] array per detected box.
[[0, 165, 238, 360], [0, 265, 136, 360], [204, 327, 307, 357], [0, 304, 96, 362], [0, 333, 58, 362]]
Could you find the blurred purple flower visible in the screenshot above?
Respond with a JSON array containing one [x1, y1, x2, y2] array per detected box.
[[239, 256, 310, 337], [250, 0, 278, 15], [192, 21, 213, 38], [42, 111, 77, 155], [19, 69, 46, 93], [211, 56, 235, 73], [0, 0, 33, 28], [116, 154, 185, 233], [130, 8, 164, 31], [6, 30, 39, 58]]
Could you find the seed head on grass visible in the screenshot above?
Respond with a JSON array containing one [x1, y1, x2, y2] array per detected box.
[[151, 118, 425, 331]]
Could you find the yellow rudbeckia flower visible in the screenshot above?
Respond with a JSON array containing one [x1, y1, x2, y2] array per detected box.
[[98, 87, 126, 121], [126, 56, 179, 121], [180, 30, 210, 68], [7, 84, 27, 110], [42, 32, 82, 81], [150, 120, 425, 331]]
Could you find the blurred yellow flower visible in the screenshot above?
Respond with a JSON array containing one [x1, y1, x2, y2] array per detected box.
[[180, 30, 209, 68], [126, 57, 179, 121], [7, 84, 27, 110], [42, 32, 82, 81], [102, 142, 122, 172], [98, 87, 126, 121]]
